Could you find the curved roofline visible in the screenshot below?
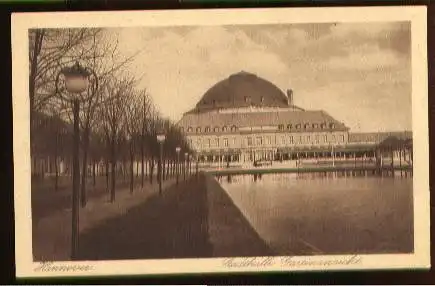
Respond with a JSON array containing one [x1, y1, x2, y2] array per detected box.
[[195, 71, 291, 111]]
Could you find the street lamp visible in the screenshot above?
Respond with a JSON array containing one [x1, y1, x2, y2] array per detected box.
[[156, 132, 166, 195], [55, 61, 98, 260], [184, 152, 188, 181], [175, 147, 181, 185]]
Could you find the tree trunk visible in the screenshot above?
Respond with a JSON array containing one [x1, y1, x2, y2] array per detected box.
[[110, 135, 116, 202], [141, 140, 145, 188], [136, 160, 139, 178], [29, 31, 43, 149], [54, 136, 59, 192], [145, 157, 148, 179], [162, 158, 165, 181], [122, 156, 126, 182], [80, 128, 90, 207], [105, 155, 109, 192], [149, 157, 154, 184], [129, 143, 134, 194], [93, 159, 96, 188], [166, 159, 170, 179]]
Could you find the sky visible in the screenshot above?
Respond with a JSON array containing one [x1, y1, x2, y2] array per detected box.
[[113, 22, 411, 133]]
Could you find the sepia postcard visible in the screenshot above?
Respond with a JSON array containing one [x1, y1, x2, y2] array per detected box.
[[11, 6, 429, 278]]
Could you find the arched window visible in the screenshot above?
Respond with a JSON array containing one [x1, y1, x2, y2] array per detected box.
[[187, 127, 193, 132], [222, 126, 228, 132], [278, 124, 284, 130], [205, 126, 211, 133], [295, 124, 301, 129], [231, 125, 237, 132], [214, 126, 220, 132], [320, 123, 326, 129], [287, 124, 292, 130], [196, 127, 201, 133], [260, 96, 265, 103], [312, 123, 319, 129], [304, 123, 310, 129], [329, 123, 335, 129]]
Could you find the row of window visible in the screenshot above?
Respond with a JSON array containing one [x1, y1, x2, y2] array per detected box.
[[187, 134, 346, 148], [246, 134, 345, 146], [278, 122, 336, 131], [181, 122, 338, 134], [182, 126, 238, 133]]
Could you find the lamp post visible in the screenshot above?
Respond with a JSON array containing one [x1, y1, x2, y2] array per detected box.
[[183, 152, 189, 181], [55, 61, 98, 260], [157, 132, 166, 195], [176, 147, 181, 185]]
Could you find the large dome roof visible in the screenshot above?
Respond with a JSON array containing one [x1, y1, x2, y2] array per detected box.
[[194, 71, 291, 111]]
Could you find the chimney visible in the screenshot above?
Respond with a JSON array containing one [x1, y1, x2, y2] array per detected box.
[[286, 89, 293, 106]]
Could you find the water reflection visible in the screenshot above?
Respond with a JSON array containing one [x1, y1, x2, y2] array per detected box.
[[217, 172, 414, 256]]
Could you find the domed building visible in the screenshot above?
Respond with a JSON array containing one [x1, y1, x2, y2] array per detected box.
[[177, 71, 410, 167]]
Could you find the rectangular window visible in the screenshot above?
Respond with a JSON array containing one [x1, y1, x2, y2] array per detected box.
[[215, 138, 220, 147], [207, 139, 211, 147], [332, 135, 336, 142], [224, 138, 229, 147], [307, 135, 311, 142], [267, 136, 272, 145], [256, 137, 262, 146], [315, 135, 320, 143], [232, 137, 236, 145], [340, 135, 345, 142], [281, 136, 286, 145], [289, 136, 294, 144], [323, 135, 328, 142]]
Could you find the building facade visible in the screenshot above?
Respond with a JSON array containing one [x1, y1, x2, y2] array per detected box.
[[177, 71, 411, 166]]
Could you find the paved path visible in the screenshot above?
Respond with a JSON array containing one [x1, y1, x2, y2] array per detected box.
[[32, 175, 158, 221], [77, 175, 213, 260], [33, 177, 175, 261]]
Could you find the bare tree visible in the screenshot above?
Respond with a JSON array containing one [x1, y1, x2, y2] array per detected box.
[[51, 29, 140, 206], [123, 91, 142, 194], [99, 76, 135, 202], [29, 28, 101, 127], [139, 90, 153, 188]]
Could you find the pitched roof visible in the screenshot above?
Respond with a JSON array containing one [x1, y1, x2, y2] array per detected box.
[[177, 109, 349, 133]]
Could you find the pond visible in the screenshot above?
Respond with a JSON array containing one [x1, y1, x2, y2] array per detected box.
[[217, 172, 414, 255]]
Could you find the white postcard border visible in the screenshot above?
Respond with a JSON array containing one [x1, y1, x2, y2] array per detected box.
[[12, 6, 429, 278]]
